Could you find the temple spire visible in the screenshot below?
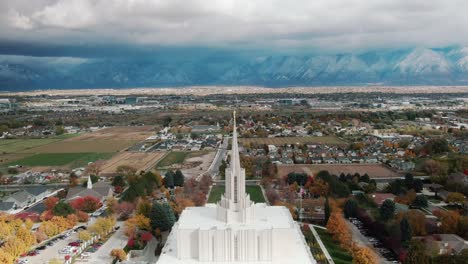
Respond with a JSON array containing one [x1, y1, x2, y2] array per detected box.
[[87, 175, 93, 189], [231, 111, 241, 178]]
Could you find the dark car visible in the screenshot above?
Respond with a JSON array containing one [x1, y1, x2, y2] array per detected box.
[[36, 245, 47, 250], [27, 251, 38, 256]]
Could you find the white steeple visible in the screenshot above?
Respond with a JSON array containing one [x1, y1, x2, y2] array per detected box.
[[87, 175, 93, 189], [217, 111, 254, 223]]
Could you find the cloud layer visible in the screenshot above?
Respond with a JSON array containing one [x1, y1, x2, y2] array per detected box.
[[1, 0, 468, 52]]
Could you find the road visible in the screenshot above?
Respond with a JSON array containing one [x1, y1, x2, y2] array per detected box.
[[206, 136, 229, 179]]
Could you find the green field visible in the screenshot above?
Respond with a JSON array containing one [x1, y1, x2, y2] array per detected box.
[[156, 151, 190, 168], [316, 228, 353, 264], [208, 185, 266, 203], [0, 134, 80, 154], [7, 152, 113, 167]]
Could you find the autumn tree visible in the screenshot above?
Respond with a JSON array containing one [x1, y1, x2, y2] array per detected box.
[[326, 212, 352, 250], [44, 196, 59, 211], [0, 249, 14, 264], [89, 217, 116, 236], [124, 214, 151, 237], [352, 246, 378, 264], [433, 209, 460, 233], [78, 230, 92, 241], [115, 202, 135, 220], [447, 192, 465, 204], [110, 248, 127, 261], [86, 160, 104, 176], [309, 178, 329, 197], [70, 196, 102, 213]]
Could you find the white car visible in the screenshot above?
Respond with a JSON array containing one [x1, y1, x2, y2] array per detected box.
[[18, 260, 29, 264]]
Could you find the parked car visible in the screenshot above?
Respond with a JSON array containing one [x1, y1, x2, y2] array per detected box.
[[27, 251, 38, 256], [36, 245, 47, 250]]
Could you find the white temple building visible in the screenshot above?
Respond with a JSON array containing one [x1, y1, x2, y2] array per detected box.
[[157, 112, 315, 264]]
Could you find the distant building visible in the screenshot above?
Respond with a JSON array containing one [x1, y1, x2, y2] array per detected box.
[[66, 176, 113, 202]]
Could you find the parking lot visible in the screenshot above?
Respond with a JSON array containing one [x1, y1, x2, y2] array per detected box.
[[19, 228, 82, 264], [347, 217, 400, 264]]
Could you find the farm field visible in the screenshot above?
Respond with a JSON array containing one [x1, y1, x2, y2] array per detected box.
[[24, 126, 155, 153], [7, 152, 113, 167], [0, 138, 64, 153], [208, 185, 266, 203], [316, 228, 353, 264], [239, 136, 346, 146], [277, 164, 401, 179], [100, 151, 166, 175]]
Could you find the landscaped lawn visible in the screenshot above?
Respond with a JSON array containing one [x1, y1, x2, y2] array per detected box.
[[316, 228, 353, 264], [207, 185, 266, 203], [156, 151, 190, 168], [8, 152, 113, 167]]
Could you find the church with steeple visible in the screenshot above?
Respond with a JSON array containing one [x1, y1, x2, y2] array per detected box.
[[157, 112, 315, 264]]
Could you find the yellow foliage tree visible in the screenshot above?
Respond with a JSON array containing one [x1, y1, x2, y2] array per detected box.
[[110, 248, 127, 261], [2, 237, 27, 258], [78, 230, 92, 241], [352, 246, 378, 264], [0, 249, 14, 264], [89, 217, 116, 236], [17, 226, 36, 247], [124, 214, 150, 237], [48, 258, 63, 264], [0, 221, 14, 241]]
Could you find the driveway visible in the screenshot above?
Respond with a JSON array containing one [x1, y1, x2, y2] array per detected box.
[[84, 221, 126, 264]]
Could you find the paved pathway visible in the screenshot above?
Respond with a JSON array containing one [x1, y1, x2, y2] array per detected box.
[[85, 221, 126, 264]]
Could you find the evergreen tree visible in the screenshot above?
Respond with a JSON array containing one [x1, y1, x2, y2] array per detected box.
[[379, 200, 395, 221], [53, 201, 75, 217], [174, 170, 185, 187], [324, 197, 331, 225], [164, 170, 175, 188], [219, 160, 227, 179], [405, 173, 414, 189], [150, 202, 176, 231], [412, 195, 428, 208], [360, 173, 370, 183], [344, 199, 358, 218], [112, 175, 125, 187], [400, 218, 412, 244]]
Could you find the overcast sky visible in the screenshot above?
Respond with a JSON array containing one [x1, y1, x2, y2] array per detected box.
[[1, 0, 467, 56]]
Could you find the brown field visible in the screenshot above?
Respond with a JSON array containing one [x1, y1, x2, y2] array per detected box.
[[277, 164, 402, 179], [100, 151, 166, 175], [239, 136, 346, 146], [24, 126, 155, 153]]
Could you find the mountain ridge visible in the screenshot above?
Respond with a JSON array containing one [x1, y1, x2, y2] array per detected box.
[[1, 46, 468, 91]]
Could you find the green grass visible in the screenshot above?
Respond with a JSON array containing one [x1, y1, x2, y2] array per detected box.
[[316, 228, 353, 264], [207, 185, 266, 203], [0, 134, 79, 154], [156, 151, 190, 168], [7, 152, 113, 167]]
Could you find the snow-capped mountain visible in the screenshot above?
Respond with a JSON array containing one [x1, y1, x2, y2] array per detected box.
[[1, 46, 468, 91]]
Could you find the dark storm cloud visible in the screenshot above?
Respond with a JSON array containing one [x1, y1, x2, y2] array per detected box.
[[1, 0, 467, 56]]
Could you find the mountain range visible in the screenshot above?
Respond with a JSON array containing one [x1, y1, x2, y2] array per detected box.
[[1, 46, 468, 91]]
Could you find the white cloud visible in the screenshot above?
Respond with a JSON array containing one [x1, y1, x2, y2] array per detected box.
[[1, 0, 468, 51]]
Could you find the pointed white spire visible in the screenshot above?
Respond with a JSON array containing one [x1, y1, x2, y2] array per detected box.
[[231, 111, 241, 180], [87, 175, 93, 189]]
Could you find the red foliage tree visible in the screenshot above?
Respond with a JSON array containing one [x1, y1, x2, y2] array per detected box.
[[191, 191, 206, 206], [116, 202, 135, 220], [114, 186, 123, 194], [44, 197, 59, 211], [141, 232, 152, 243], [76, 210, 90, 222], [70, 196, 102, 213]]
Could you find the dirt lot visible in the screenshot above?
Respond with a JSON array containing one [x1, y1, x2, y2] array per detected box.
[[100, 151, 165, 175], [179, 151, 216, 178], [25, 126, 155, 153], [277, 164, 402, 179], [239, 136, 346, 146]]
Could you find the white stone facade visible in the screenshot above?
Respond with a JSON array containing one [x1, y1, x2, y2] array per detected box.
[[157, 112, 315, 264]]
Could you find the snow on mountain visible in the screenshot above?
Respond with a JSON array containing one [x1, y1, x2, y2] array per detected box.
[[395, 48, 452, 74]]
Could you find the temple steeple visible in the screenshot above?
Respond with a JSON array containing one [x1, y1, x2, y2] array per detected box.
[[217, 111, 254, 223], [87, 175, 93, 189]]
